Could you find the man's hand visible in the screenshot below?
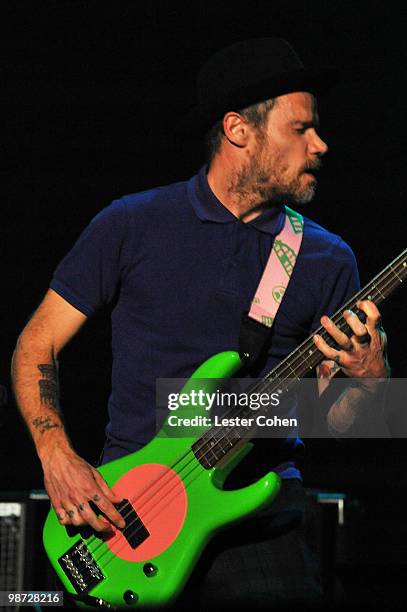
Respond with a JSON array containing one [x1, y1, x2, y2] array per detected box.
[[313, 299, 390, 383], [41, 445, 126, 533]]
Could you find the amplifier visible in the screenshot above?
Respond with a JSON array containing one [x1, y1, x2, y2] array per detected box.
[[0, 491, 51, 593]]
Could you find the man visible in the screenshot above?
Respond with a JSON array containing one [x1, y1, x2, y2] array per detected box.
[[12, 38, 388, 607]]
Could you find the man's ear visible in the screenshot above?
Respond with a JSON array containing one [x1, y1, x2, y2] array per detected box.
[[222, 112, 251, 148]]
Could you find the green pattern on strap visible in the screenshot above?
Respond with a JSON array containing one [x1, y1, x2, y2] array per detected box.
[[273, 240, 298, 277], [261, 315, 274, 327], [285, 206, 304, 234], [272, 285, 286, 303]]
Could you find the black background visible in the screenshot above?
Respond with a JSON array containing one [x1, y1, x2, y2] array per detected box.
[[1, 0, 406, 605]]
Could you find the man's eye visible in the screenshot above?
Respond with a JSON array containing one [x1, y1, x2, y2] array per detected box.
[[295, 128, 306, 134]]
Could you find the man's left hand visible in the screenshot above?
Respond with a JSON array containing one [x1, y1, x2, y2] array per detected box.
[[313, 299, 390, 381]]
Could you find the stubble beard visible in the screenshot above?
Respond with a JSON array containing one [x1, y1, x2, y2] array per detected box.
[[232, 139, 317, 207]]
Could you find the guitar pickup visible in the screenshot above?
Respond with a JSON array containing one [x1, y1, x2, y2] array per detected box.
[[115, 499, 150, 549]]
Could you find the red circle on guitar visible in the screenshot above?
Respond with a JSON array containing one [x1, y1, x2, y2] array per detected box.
[[105, 463, 188, 562]]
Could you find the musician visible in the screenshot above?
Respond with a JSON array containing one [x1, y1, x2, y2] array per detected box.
[[12, 38, 389, 607]]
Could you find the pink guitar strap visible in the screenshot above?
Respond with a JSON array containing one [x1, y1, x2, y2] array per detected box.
[[248, 205, 304, 328]]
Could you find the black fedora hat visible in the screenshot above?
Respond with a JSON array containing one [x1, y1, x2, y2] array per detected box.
[[179, 37, 337, 135]]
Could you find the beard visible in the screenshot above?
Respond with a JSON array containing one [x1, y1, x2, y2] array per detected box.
[[232, 138, 320, 206], [267, 172, 317, 205]]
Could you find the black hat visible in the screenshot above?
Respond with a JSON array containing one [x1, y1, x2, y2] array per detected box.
[[179, 37, 337, 135]]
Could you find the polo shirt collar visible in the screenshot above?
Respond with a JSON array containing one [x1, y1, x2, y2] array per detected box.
[[189, 165, 286, 236]]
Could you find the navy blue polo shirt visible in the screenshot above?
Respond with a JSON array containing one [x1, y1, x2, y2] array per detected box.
[[50, 166, 359, 478]]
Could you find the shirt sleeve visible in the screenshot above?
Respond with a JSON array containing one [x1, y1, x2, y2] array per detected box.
[[50, 199, 128, 316], [311, 237, 361, 331]]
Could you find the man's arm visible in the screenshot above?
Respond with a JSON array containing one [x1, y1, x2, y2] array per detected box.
[[11, 289, 125, 532], [314, 299, 390, 434]]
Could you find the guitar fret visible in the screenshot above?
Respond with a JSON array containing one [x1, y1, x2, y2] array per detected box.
[[372, 283, 385, 300], [390, 263, 403, 283], [286, 362, 297, 377]]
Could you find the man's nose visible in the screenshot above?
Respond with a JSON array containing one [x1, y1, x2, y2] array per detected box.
[[311, 131, 328, 156]]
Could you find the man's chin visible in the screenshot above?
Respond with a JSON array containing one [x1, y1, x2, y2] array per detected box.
[[258, 183, 316, 205], [293, 184, 317, 205]]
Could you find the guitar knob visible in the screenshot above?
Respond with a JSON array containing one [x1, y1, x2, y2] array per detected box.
[[143, 562, 158, 577], [123, 590, 139, 605]]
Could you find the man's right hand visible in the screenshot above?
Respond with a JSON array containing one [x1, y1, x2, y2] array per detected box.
[[41, 445, 126, 533]]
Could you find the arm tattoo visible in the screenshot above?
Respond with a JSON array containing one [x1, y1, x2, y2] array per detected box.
[[32, 416, 62, 434], [317, 361, 340, 380], [37, 363, 59, 410]]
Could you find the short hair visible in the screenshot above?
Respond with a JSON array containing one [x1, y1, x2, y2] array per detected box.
[[204, 98, 276, 165]]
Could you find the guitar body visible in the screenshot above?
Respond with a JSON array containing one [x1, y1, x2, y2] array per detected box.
[[43, 351, 281, 609]]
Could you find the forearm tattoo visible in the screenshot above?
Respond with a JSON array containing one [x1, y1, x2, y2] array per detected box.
[[37, 363, 59, 410], [32, 416, 61, 433], [32, 364, 62, 434]]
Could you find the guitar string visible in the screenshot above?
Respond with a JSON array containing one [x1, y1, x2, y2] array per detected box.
[[79, 257, 406, 568]]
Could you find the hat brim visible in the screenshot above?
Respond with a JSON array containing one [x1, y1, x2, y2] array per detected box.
[[177, 66, 339, 137]]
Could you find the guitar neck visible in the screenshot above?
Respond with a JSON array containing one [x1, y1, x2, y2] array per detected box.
[[270, 247, 407, 382], [193, 248, 407, 468]]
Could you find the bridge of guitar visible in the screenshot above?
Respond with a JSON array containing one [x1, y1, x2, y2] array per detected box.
[[59, 498, 150, 593]]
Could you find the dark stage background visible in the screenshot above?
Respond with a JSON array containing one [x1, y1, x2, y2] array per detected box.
[[1, 1, 406, 607]]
